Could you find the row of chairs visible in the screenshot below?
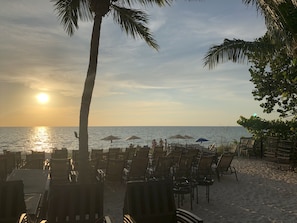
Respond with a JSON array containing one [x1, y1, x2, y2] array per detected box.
[[1, 179, 203, 223]]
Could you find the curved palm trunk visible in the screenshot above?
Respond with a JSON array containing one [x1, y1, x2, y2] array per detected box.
[[78, 14, 102, 183]]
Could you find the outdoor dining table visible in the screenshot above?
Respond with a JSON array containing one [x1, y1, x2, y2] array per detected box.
[[7, 168, 50, 217]]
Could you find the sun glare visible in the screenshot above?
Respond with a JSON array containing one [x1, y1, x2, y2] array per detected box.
[[36, 93, 49, 104]]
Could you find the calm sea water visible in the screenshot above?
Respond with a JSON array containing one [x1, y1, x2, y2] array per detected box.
[[0, 126, 251, 154]]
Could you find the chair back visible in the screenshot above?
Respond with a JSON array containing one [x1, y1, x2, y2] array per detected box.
[[0, 155, 7, 181], [126, 147, 137, 160], [51, 148, 68, 159], [123, 180, 177, 223], [197, 155, 214, 177], [90, 149, 103, 160], [135, 149, 149, 159], [126, 157, 149, 181], [217, 153, 234, 172], [174, 155, 193, 179], [153, 156, 173, 180], [3, 152, 16, 174], [152, 151, 166, 169], [0, 180, 26, 223], [25, 151, 45, 169], [105, 159, 125, 182], [50, 158, 71, 184], [108, 148, 121, 160], [47, 182, 104, 223]]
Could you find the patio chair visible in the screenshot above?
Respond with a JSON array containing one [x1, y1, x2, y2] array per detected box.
[[51, 148, 68, 159], [105, 158, 125, 182], [0, 155, 7, 181], [24, 151, 45, 169], [123, 180, 203, 223], [215, 153, 238, 182], [108, 148, 121, 160], [123, 157, 149, 182], [0, 180, 26, 223], [43, 181, 111, 223], [150, 156, 173, 180], [173, 155, 194, 209], [193, 155, 215, 203], [135, 149, 149, 159], [49, 158, 73, 184], [151, 150, 166, 169]]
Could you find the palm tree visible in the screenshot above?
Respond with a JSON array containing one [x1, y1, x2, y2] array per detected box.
[[51, 0, 171, 182], [204, 0, 297, 68]]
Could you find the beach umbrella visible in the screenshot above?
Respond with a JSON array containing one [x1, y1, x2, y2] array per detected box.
[[169, 134, 186, 139], [184, 135, 193, 139], [126, 135, 141, 141], [101, 135, 121, 143], [196, 137, 209, 143]]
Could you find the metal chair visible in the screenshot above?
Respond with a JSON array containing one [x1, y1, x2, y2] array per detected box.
[[123, 180, 203, 223], [44, 182, 111, 223]]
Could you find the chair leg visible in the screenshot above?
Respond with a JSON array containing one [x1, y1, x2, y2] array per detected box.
[[190, 191, 193, 210], [216, 169, 221, 182], [206, 185, 210, 203]]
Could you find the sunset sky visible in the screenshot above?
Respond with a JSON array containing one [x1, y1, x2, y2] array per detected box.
[[0, 0, 280, 127]]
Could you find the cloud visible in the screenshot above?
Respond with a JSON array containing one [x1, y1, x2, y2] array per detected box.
[[0, 0, 275, 126]]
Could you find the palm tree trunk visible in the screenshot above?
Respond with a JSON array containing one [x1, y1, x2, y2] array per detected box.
[[78, 14, 102, 183]]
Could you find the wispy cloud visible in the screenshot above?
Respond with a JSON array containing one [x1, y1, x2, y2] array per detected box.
[[0, 0, 274, 126]]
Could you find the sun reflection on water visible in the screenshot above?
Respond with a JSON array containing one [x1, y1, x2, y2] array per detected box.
[[30, 126, 53, 153]]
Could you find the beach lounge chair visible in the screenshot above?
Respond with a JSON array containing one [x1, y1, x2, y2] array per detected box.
[[0, 180, 26, 223], [105, 158, 126, 182], [108, 148, 121, 160], [135, 149, 149, 159], [24, 151, 46, 169], [123, 157, 149, 182], [0, 155, 7, 181], [43, 181, 111, 223], [49, 158, 73, 184], [51, 148, 68, 159], [123, 180, 203, 223], [151, 150, 166, 169], [215, 153, 238, 182], [150, 156, 173, 180]]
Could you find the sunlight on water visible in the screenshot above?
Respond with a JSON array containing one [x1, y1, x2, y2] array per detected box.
[[30, 127, 53, 153]]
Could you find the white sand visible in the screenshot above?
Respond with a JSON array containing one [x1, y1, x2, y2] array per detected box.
[[103, 158, 297, 223]]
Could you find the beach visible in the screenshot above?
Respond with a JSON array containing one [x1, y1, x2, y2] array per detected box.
[[103, 157, 297, 223]]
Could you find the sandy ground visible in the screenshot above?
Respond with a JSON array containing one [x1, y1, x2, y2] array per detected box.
[[103, 157, 297, 223]]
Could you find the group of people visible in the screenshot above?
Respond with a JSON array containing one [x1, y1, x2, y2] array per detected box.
[[152, 138, 167, 150]]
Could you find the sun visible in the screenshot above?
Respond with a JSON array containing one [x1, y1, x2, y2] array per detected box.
[[36, 93, 49, 104]]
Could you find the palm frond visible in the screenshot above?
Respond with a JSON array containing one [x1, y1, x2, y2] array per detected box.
[[242, 0, 297, 52], [111, 5, 159, 50], [51, 0, 92, 36], [203, 37, 275, 69], [116, 0, 172, 7]]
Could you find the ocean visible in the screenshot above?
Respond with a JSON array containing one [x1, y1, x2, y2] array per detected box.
[[0, 126, 251, 154]]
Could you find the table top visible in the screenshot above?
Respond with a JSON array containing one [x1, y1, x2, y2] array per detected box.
[[7, 169, 50, 216], [7, 169, 49, 193]]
